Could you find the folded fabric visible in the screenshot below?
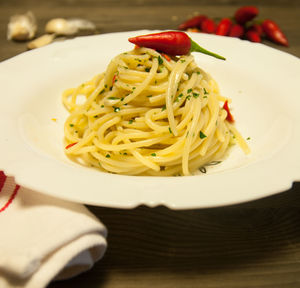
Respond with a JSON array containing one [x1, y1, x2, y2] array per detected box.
[[0, 171, 107, 288]]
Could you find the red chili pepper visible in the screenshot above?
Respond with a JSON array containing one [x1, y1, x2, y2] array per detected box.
[[245, 30, 261, 43], [215, 18, 232, 36], [201, 18, 216, 34], [112, 74, 117, 85], [161, 53, 171, 61], [128, 31, 225, 60], [247, 23, 263, 36], [234, 6, 259, 25], [228, 24, 244, 38], [261, 19, 289, 47], [65, 142, 78, 149], [178, 15, 207, 30], [223, 101, 234, 123]]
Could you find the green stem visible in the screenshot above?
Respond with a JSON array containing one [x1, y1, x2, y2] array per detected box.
[[190, 39, 226, 60]]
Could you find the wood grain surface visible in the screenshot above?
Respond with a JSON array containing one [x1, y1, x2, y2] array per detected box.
[[1, 0, 300, 287]]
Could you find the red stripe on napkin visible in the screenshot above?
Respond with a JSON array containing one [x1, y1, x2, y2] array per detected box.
[[0, 184, 20, 213], [0, 171, 7, 193], [0, 171, 20, 213]]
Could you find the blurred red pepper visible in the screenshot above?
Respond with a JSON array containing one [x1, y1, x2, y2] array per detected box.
[[178, 15, 207, 30], [234, 6, 259, 25], [228, 24, 244, 38], [215, 18, 232, 36], [223, 101, 234, 123], [201, 18, 216, 34], [247, 23, 263, 36], [128, 31, 225, 59], [262, 19, 289, 46], [245, 30, 261, 43]]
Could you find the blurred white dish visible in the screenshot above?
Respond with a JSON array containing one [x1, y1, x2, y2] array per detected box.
[[0, 30, 299, 209]]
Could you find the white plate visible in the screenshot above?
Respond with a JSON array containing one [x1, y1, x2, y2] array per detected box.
[[0, 30, 300, 209]]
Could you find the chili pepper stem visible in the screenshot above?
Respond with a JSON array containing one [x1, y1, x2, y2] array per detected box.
[[190, 39, 226, 60]]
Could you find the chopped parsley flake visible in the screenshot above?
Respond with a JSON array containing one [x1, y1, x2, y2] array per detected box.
[[180, 59, 186, 63], [168, 127, 172, 134], [199, 131, 207, 139], [105, 154, 111, 158], [158, 56, 163, 65], [69, 124, 74, 127], [161, 105, 166, 111], [108, 96, 119, 100], [187, 88, 193, 94], [192, 92, 199, 98], [113, 106, 120, 112], [247, 137, 251, 140], [151, 153, 156, 156], [145, 67, 150, 72], [99, 89, 105, 95], [146, 95, 152, 98], [203, 88, 209, 95], [128, 119, 134, 124], [199, 166, 207, 173], [101, 105, 104, 108]]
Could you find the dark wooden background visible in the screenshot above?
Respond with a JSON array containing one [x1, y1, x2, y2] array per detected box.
[[1, 0, 300, 287]]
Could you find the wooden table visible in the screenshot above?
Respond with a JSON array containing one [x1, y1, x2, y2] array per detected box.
[[1, 1, 300, 287]]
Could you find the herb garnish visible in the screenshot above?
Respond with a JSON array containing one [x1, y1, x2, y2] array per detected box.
[[99, 89, 105, 95], [158, 56, 163, 65], [199, 166, 207, 173], [199, 131, 207, 139]]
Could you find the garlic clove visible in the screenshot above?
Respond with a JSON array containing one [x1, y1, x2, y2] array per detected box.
[[27, 34, 55, 50], [45, 18, 96, 36], [45, 18, 77, 36], [7, 11, 37, 41]]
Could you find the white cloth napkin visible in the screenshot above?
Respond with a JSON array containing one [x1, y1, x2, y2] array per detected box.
[[0, 171, 107, 288]]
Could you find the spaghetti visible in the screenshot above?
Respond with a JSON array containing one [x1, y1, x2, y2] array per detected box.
[[62, 47, 250, 176]]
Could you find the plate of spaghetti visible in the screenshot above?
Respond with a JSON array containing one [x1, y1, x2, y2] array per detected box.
[[0, 30, 299, 209]]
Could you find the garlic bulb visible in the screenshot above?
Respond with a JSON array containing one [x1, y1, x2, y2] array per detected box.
[[45, 18, 96, 36], [7, 11, 37, 41]]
